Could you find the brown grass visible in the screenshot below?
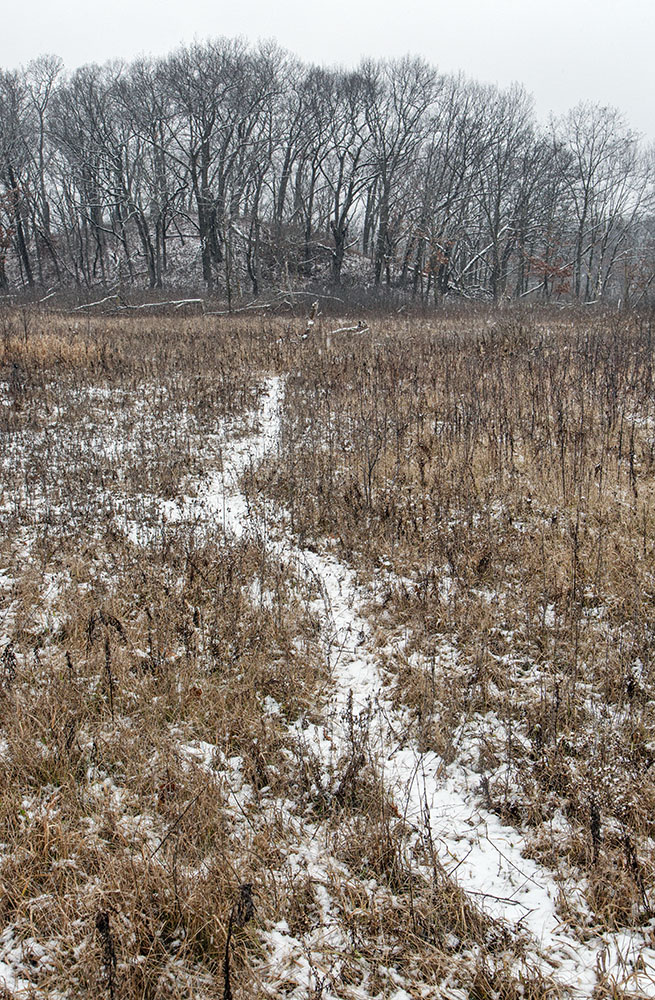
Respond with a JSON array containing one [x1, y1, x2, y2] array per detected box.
[[257, 307, 655, 934], [1, 302, 652, 997]]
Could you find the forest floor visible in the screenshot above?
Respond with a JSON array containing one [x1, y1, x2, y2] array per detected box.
[[0, 305, 654, 998]]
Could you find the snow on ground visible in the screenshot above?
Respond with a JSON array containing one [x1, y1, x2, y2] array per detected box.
[[123, 379, 283, 546], [185, 375, 652, 998], [0, 926, 53, 998], [5, 374, 649, 997], [288, 547, 655, 997]]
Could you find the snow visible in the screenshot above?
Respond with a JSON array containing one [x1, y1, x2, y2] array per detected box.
[[88, 371, 652, 998], [120, 379, 283, 546], [2, 372, 653, 997], [0, 926, 51, 998], [206, 375, 655, 998]]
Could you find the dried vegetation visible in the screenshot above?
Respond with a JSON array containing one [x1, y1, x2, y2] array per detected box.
[[0, 302, 653, 997], [261, 307, 655, 947]]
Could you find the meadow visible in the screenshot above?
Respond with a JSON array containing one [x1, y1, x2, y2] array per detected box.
[[0, 302, 654, 999]]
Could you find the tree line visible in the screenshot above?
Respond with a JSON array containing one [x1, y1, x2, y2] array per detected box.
[[0, 39, 654, 304]]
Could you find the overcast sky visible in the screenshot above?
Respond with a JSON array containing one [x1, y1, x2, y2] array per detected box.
[[2, 0, 653, 140]]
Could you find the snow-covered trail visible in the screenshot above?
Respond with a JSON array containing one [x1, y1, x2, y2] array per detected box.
[[165, 377, 284, 539], [124, 379, 284, 546], [174, 377, 654, 998], [281, 548, 642, 998]]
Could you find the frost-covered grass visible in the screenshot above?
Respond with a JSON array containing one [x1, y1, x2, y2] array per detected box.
[[0, 304, 653, 998]]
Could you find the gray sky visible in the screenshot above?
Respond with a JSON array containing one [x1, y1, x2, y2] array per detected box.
[[2, 0, 653, 140]]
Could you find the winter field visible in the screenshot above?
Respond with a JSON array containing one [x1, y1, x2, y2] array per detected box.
[[0, 303, 654, 998]]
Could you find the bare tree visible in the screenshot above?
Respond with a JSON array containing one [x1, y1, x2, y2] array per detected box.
[[0, 40, 651, 303], [552, 103, 653, 300], [0, 69, 35, 287], [363, 57, 438, 287]]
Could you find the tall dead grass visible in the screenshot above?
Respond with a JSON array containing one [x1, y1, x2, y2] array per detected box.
[[258, 307, 655, 936], [2, 302, 648, 996]]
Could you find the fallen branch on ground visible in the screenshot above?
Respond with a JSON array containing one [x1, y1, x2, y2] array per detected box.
[[74, 295, 120, 311], [330, 322, 370, 335], [122, 299, 206, 311]]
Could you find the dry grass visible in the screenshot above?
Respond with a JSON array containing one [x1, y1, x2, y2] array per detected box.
[[259, 307, 655, 938], [1, 302, 653, 997]]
